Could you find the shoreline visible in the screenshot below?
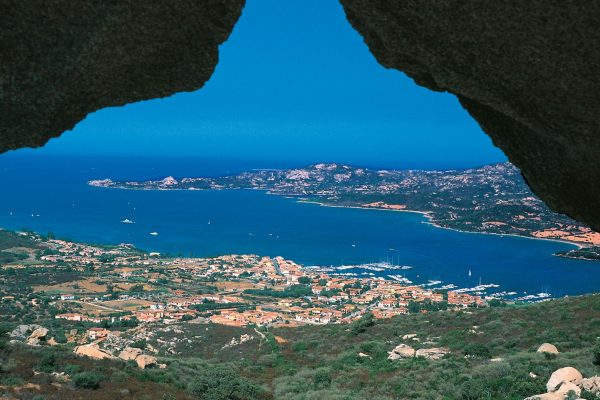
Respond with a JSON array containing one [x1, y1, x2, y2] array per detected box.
[[90, 183, 589, 252], [297, 199, 585, 250]]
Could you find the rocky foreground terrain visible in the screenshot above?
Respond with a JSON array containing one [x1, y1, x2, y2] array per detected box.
[[90, 162, 600, 260], [3, 291, 600, 399]]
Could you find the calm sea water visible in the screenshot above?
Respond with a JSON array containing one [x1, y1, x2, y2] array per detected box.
[[1, 154, 599, 298]]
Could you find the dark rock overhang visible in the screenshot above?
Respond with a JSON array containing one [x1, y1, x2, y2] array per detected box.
[[0, 0, 245, 149], [339, 0, 600, 231], [1, 1, 598, 230]]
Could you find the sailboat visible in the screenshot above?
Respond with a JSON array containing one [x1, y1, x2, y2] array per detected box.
[[207, 219, 211, 225], [468, 269, 472, 277]]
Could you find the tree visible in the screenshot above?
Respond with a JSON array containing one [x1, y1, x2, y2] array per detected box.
[[129, 284, 145, 293], [349, 312, 375, 335], [298, 276, 311, 285], [408, 301, 421, 314]]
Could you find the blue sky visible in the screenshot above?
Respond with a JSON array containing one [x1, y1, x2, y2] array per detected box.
[[20, 0, 506, 169]]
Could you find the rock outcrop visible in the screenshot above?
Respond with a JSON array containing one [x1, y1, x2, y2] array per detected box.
[[415, 347, 449, 360], [74, 343, 115, 360], [10, 324, 43, 339], [580, 377, 600, 395], [525, 367, 600, 399], [221, 334, 254, 350], [546, 367, 583, 392], [0, 1, 245, 151], [135, 354, 158, 369], [26, 327, 49, 346], [537, 343, 559, 354], [118, 347, 143, 361], [387, 343, 415, 360], [10, 324, 48, 346], [118, 346, 157, 369], [339, 1, 600, 231], [556, 382, 581, 397], [388, 344, 449, 360]]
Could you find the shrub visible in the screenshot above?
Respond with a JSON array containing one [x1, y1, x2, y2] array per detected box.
[[63, 364, 82, 376], [298, 277, 311, 285], [349, 313, 374, 336], [188, 367, 264, 400], [488, 299, 507, 307], [54, 331, 67, 344], [244, 285, 312, 298], [313, 368, 331, 389], [130, 339, 147, 350], [292, 341, 308, 353], [37, 351, 57, 373], [463, 343, 491, 358], [593, 343, 600, 366], [72, 371, 104, 390], [129, 284, 145, 292], [566, 390, 578, 400]]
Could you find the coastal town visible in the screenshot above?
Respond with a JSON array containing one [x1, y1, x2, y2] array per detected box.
[[4, 228, 600, 400], [0, 230, 485, 335]]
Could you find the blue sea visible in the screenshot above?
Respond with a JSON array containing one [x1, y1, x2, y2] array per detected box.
[[1, 154, 599, 299]]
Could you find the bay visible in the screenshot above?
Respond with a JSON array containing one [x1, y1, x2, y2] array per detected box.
[[0, 154, 598, 298]]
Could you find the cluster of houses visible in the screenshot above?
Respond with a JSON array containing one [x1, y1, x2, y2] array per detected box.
[[209, 308, 281, 326], [44, 242, 485, 330], [99, 255, 484, 327]]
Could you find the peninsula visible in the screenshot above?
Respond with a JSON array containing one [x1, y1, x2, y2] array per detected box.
[[89, 162, 600, 260]]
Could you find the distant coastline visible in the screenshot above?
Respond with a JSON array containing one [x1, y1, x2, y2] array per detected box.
[[296, 198, 585, 253], [88, 161, 600, 261], [93, 183, 586, 250]]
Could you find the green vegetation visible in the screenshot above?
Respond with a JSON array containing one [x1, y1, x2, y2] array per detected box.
[[187, 367, 268, 400], [349, 312, 374, 335], [557, 246, 600, 260], [3, 294, 600, 398], [73, 371, 104, 389], [130, 339, 147, 350], [1, 229, 600, 398], [190, 302, 250, 312], [298, 277, 312, 285], [244, 284, 312, 298], [129, 284, 145, 292]]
